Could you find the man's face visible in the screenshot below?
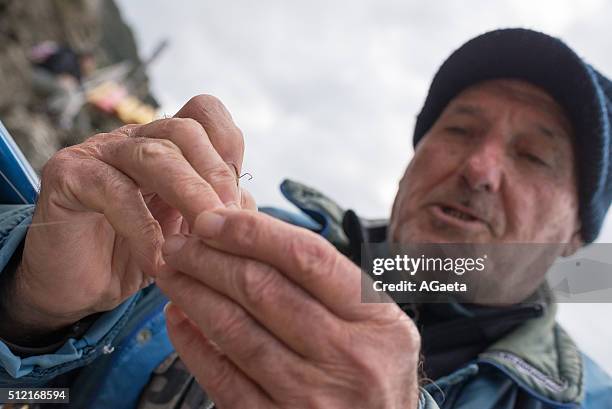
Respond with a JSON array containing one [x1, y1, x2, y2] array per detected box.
[[388, 79, 582, 301]]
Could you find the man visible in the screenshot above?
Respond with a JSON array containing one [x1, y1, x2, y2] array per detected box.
[[0, 28, 610, 408], [29, 42, 96, 130]]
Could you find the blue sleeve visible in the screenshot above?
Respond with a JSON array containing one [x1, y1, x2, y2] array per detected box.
[[0, 205, 35, 268], [0, 204, 141, 386], [582, 353, 612, 408]]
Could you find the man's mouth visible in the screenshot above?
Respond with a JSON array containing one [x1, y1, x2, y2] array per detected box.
[[440, 206, 478, 222], [430, 204, 488, 231]]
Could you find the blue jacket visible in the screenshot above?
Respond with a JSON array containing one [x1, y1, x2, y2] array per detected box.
[[0, 125, 610, 408]]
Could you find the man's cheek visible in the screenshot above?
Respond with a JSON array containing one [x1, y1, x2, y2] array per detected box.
[[412, 140, 464, 180], [537, 195, 579, 242], [405, 151, 454, 202], [507, 185, 574, 243]]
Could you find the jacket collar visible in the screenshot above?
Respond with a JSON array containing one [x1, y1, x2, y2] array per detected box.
[[479, 297, 583, 405]]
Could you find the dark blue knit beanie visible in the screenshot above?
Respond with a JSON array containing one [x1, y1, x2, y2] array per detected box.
[[413, 28, 612, 243]]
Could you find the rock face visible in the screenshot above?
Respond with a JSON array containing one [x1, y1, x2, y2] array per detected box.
[[0, 0, 157, 171]]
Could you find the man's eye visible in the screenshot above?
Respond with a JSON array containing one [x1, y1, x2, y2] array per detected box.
[[444, 126, 469, 135], [521, 152, 550, 167]]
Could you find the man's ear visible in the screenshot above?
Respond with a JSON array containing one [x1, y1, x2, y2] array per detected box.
[[562, 227, 584, 257]]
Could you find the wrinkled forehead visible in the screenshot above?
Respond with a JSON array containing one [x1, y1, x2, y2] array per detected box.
[[444, 79, 574, 140]]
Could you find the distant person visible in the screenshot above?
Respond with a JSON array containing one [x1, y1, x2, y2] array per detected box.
[[29, 41, 96, 129]]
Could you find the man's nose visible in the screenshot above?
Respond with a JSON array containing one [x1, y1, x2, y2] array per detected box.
[[460, 138, 503, 193]]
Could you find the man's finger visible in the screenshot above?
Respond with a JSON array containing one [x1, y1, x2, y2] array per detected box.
[[191, 209, 376, 320], [85, 133, 223, 226], [42, 152, 163, 275], [143, 193, 184, 238], [157, 269, 312, 397], [240, 187, 257, 210], [164, 303, 272, 409], [174, 94, 245, 176], [163, 235, 339, 359], [131, 117, 240, 207]]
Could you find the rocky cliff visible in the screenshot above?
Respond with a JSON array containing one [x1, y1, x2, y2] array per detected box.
[[0, 0, 157, 171]]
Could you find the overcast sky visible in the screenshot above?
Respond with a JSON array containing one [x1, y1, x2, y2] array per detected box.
[[115, 0, 612, 372]]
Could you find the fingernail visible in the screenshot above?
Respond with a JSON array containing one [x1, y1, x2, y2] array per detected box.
[[164, 302, 187, 326], [163, 234, 187, 254], [194, 211, 226, 238]]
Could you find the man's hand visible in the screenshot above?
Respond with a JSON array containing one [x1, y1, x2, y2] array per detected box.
[[157, 210, 421, 409], [2, 95, 249, 341]]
